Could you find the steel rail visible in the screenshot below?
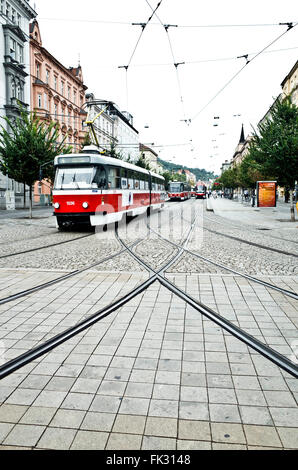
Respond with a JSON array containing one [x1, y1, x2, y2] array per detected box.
[[0, 233, 93, 260], [0, 203, 181, 306], [203, 226, 298, 258], [0, 239, 141, 306], [117, 222, 298, 379], [0, 209, 197, 380], [147, 222, 298, 301], [204, 211, 298, 247]]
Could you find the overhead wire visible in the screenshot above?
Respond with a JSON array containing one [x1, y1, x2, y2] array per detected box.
[[118, 0, 164, 109], [144, 0, 189, 124], [190, 22, 298, 121]]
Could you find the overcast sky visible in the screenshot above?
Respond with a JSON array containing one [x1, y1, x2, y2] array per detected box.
[[29, 0, 297, 174]]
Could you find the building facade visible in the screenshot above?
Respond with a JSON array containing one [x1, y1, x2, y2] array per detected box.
[[0, 0, 36, 208], [139, 143, 163, 173], [84, 94, 116, 151], [84, 99, 139, 162], [29, 19, 88, 202], [281, 60, 298, 106]]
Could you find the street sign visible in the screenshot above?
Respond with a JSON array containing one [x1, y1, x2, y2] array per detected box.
[[256, 181, 277, 207]]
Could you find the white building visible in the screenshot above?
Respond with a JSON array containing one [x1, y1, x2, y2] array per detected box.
[[84, 97, 139, 162], [0, 0, 36, 208], [85, 94, 116, 152]]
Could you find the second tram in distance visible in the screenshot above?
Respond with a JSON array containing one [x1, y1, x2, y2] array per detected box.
[[195, 183, 207, 199], [168, 181, 192, 201]]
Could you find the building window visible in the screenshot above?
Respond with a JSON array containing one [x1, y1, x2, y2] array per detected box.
[[17, 13, 21, 26], [46, 70, 50, 84], [10, 38, 16, 59], [68, 86, 71, 100], [11, 8, 15, 23], [54, 103, 58, 119], [38, 94, 42, 108], [44, 93, 47, 110], [6, 3, 10, 18], [11, 80, 16, 99], [73, 90, 76, 104], [17, 44, 23, 63], [0, 1, 4, 14], [36, 63, 40, 79], [61, 81, 64, 96], [54, 75, 57, 91]]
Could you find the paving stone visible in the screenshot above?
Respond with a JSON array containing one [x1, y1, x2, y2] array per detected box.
[[20, 407, 56, 426], [4, 424, 45, 447], [239, 406, 273, 426], [145, 417, 177, 437], [277, 427, 298, 449], [112, 414, 146, 434], [148, 399, 179, 419], [106, 433, 142, 450], [71, 430, 109, 450], [209, 404, 241, 423], [50, 409, 85, 429], [0, 423, 14, 443], [178, 420, 211, 441], [211, 422, 246, 444], [177, 439, 212, 450], [142, 435, 176, 450], [119, 397, 150, 416], [0, 404, 28, 423], [244, 425, 282, 447]]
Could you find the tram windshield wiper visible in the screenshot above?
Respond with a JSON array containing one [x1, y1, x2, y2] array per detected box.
[[60, 171, 65, 189], [72, 173, 81, 189]]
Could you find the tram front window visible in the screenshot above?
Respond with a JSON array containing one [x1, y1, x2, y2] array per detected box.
[[170, 183, 182, 192], [54, 165, 106, 189]]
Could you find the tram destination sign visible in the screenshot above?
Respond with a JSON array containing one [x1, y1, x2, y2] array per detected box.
[[58, 156, 90, 165], [256, 181, 277, 208]]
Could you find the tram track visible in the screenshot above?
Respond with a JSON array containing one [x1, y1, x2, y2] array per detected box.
[[0, 206, 197, 380], [115, 218, 298, 379], [0, 201, 297, 380], [0, 232, 94, 260], [146, 219, 298, 301], [204, 210, 298, 246]]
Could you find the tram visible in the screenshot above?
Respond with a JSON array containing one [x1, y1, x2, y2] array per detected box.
[[195, 183, 207, 199], [168, 181, 191, 201], [52, 146, 166, 229]]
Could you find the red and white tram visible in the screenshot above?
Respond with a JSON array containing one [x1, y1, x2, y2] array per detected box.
[[52, 147, 166, 229], [168, 181, 191, 201], [195, 183, 207, 199]]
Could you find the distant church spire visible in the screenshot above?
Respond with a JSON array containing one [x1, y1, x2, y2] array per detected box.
[[239, 124, 245, 144]]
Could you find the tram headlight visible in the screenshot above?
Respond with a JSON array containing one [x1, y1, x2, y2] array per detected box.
[[82, 202, 89, 209], [53, 202, 60, 209]]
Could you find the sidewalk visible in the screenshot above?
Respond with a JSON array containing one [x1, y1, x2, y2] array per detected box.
[[206, 197, 298, 230]]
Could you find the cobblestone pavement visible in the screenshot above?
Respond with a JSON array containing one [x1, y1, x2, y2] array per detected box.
[[0, 200, 297, 450]]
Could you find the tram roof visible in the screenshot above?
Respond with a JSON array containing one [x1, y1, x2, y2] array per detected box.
[[54, 152, 164, 180]]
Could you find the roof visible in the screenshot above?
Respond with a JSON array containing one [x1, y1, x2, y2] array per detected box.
[[54, 151, 164, 180]]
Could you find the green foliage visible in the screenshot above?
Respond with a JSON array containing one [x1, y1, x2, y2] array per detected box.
[[247, 96, 298, 188], [158, 157, 217, 181], [0, 108, 72, 187], [215, 167, 239, 190], [135, 155, 151, 170]]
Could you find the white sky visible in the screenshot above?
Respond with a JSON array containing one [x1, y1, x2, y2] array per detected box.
[[29, 0, 298, 174]]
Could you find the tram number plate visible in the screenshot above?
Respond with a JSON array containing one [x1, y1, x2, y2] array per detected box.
[[67, 201, 75, 206]]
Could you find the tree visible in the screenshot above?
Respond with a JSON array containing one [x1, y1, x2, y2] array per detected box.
[[0, 108, 71, 218], [248, 96, 298, 220], [237, 153, 265, 190]]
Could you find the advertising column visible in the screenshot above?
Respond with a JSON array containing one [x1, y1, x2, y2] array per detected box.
[[256, 181, 277, 208]]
